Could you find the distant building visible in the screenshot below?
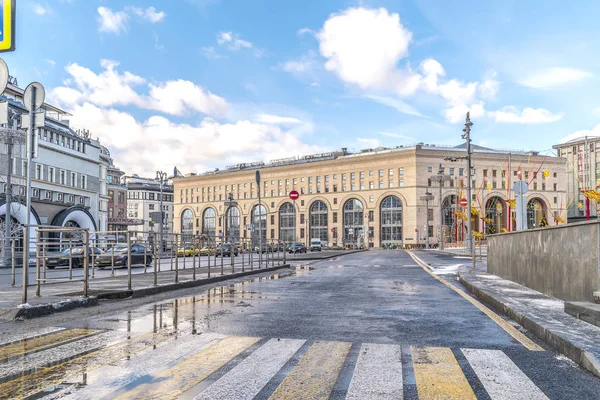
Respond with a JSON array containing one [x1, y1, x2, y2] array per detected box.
[[173, 143, 567, 248], [0, 81, 103, 253], [553, 136, 600, 221], [125, 175, 174, 245], [100, 146, 128, 232]]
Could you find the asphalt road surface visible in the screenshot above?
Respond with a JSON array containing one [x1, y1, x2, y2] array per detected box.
[[0, 250, 598, 399]]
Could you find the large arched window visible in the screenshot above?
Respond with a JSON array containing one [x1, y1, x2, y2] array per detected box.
[[225, 206, 240, 244], [202, 208, 216, 240], [527, 198, 547, 229], [485, 197, 506, 234], [181, 209, 194, 242], [279, 203, 295, 244], [251, 204, 267, 246], [380, 196, 402, 246], [343, 199, 364, 246], [309, 201, 328, 244]]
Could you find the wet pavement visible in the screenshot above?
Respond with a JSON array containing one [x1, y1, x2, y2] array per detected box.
[[0, 250, 599, 399]]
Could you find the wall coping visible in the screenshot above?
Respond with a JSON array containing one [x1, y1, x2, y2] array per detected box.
[[489, 219, 600, 238]]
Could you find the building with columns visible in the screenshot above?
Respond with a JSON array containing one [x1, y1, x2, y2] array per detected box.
[[173, 143, 567, 248]]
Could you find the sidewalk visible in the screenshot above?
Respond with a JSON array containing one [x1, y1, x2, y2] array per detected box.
[[0, 263, 290, 321], [429, 247, 487, 258], [458, 266, 600, 378]]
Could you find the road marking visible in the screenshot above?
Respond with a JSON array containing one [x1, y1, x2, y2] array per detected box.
[[57, 333, 226, 400], [407, 251, 544, 352], [411, 346, 476, 400], [346, 343, 403, 400], [195, 338, 305, 400], [0, 326, 64, 347], [268, 340, 351, 400], [117, 336, 260, 400], [462, 348, 550, 400], [0, 331, 172, 399], [0, 328, 99, 362]]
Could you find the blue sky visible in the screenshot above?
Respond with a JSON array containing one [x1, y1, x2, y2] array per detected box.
[[4, 0, 600, 176]]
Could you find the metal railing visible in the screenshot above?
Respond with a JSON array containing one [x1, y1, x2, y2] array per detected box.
[[2, 227, 289, 304]]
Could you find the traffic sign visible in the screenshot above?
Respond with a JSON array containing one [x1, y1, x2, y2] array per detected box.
[[459, 198, 468, 207], [0, 1, 16, 53], [24, 82, 45, 111], [289, 190, 299, 200], [513, 181, 528, 196], [224, 201, 238, 207]]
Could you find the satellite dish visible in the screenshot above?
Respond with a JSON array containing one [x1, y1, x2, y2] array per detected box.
[[0, 58, 8, 95], [24, 82, 45, 112]]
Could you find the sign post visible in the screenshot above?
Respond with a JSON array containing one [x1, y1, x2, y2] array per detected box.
[[255, 170, 262, 268], [289, 190, 299, 244]]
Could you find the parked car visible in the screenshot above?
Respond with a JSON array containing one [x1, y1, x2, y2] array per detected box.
[[331, 245, 342, 250], [96, 244, 153, 268], [310, 238, 322, 252], [215, 243, 239, 257], [288, 242, 307, 254], [198, 246, 215, 256], [254, 244, 274, 253], [45, 247, 103, 269], [177, 246, 198, 257]]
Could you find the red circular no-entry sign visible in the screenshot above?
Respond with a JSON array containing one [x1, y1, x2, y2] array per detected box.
[[289, 190, 299, 200], [459, 198, 468, 207]]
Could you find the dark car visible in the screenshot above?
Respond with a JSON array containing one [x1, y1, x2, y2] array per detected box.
[[96, 244, 153, 268], [288, 242, 307, 254], [215, 243, 239, 257], [45, 247, 103, 269]]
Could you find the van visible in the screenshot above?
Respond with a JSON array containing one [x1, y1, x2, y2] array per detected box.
[[310, 238, 322, 252]]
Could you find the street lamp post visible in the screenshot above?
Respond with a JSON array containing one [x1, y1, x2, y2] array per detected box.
[[461, 113, 476, 269], [420, 192, 434, 249], [155, 171, 167, 259], [429, 164, 451, 250]]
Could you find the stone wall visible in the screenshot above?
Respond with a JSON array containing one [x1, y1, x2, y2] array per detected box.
[[488, 221, 600, 302]]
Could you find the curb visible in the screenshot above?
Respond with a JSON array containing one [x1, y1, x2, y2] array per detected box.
[[428, 249, 487, 258], [458, 268, 600, 378], [7, 265, 290, 321], [283, 249, 365, 262]]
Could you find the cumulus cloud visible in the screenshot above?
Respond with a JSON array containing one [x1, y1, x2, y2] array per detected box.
[[33, 3, 53, 15], [519, 67, 593, 89], [279, 51, 317, 75], [51, 60, 320, 176], [201, 46, 226, 60], [488, 106, 563, 124], [97, 7, 129, 34], [560, 125, 600, 144], [51, 60, 229, 117]]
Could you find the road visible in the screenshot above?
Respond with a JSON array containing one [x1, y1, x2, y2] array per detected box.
[[0, 250, 598, 399]]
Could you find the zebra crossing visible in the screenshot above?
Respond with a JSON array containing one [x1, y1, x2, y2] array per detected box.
[[0, 327, 552, 399]]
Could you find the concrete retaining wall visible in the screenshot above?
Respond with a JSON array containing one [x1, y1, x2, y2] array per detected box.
[[488, 220, 600, 302]]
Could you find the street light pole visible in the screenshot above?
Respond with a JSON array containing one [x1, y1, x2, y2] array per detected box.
[[156, 171, 167, 259], [461, 112, 475, 268], [420, 192, 434, 249]]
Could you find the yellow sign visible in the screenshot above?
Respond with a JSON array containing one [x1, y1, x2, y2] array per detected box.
[[0, 0, 15, 53]]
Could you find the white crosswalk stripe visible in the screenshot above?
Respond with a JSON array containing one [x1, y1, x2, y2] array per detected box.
[[462, 348, 550, 400], [346, 343, 403, 400], [195, 338, 305, 400]]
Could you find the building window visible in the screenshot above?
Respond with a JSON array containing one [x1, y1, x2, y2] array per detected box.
[[342, 174, 347, 180], [553, 183, 557, 191], [534, 182, 538, 190], [483, 169, 488, 177], [399, 179, 404, 187], [360, 172, 364, 179], [333, 184, 338, 192], [542, 183, 546, 191], [271, 228, 275, 239], [343, 199, 363, 245], [379, 182, 384, 189], [279, 203, 295, 243], [71, 172, 76, 187], [309, 177, 313, 183], [492, 182, 497, 189], [300, 228, 305, 239], [360, 183, 364, 190], [459, 168, 464, 176], [300, 214, 305, 224], [428, 167, 432, 173], [554, 197, 557, 204], [35, 164, 42, 180], [81, 175, 86, 189], [333, 174, 337, 179], [149, 204, 155, 210], [492, 170, 497, 178], [351, 183, 356, 190], [351, 172, 356, 179], [310, 201, 329, 244], [369, 196, 374, 203], [389, 169, 393, 176], [181, 209, 194, 242], [389, 180, 394, 188], [333, 198, 337, 204], [369, 182, 374, 189], [379, 170, 384, 177], [342, 184, 347, 191], [399, 168, 404, 175], [60, 170, 65, 185], [368, 210, 374, 222], [333, 212, 338, 223], [316, 176, 321, 183], [553, 172, 557, 178], [301, 200, 304, 206], [449, 168, 454, 176]]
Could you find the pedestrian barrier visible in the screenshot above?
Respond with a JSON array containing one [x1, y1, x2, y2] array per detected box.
[[1, 226, 289, 304]]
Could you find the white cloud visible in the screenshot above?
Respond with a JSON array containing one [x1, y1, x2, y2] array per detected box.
[[201, 46, 226, 60], [51, 60, 229, 117], [560, 125, 600, 144], [255, 114, 302, 125], [357, 137, 381, 148], [363, 94, 424, 117], [488, 106, 563, 124], [216, 31, 262, 57], [280, 52, 317, 74], [146, 80, 229, 116], [97, 7, 129, 34], [318, 7, 414, 92], [66, 103, 321, 177], [297, 28, 315, 37], [594, 106, 600, 115], [45, 59, 56, 67], [519, 67, 593, 89], [33, 3, 53, 15], [128, 6, 166, 23], [154, 32, 165, 51], [478, 70, 499, 99]]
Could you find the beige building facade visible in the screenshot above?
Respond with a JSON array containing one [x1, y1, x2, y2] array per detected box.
[[173, 144, 567, 248]]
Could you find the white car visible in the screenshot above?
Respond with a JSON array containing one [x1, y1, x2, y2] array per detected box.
[[310, 238, 322, 251]]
